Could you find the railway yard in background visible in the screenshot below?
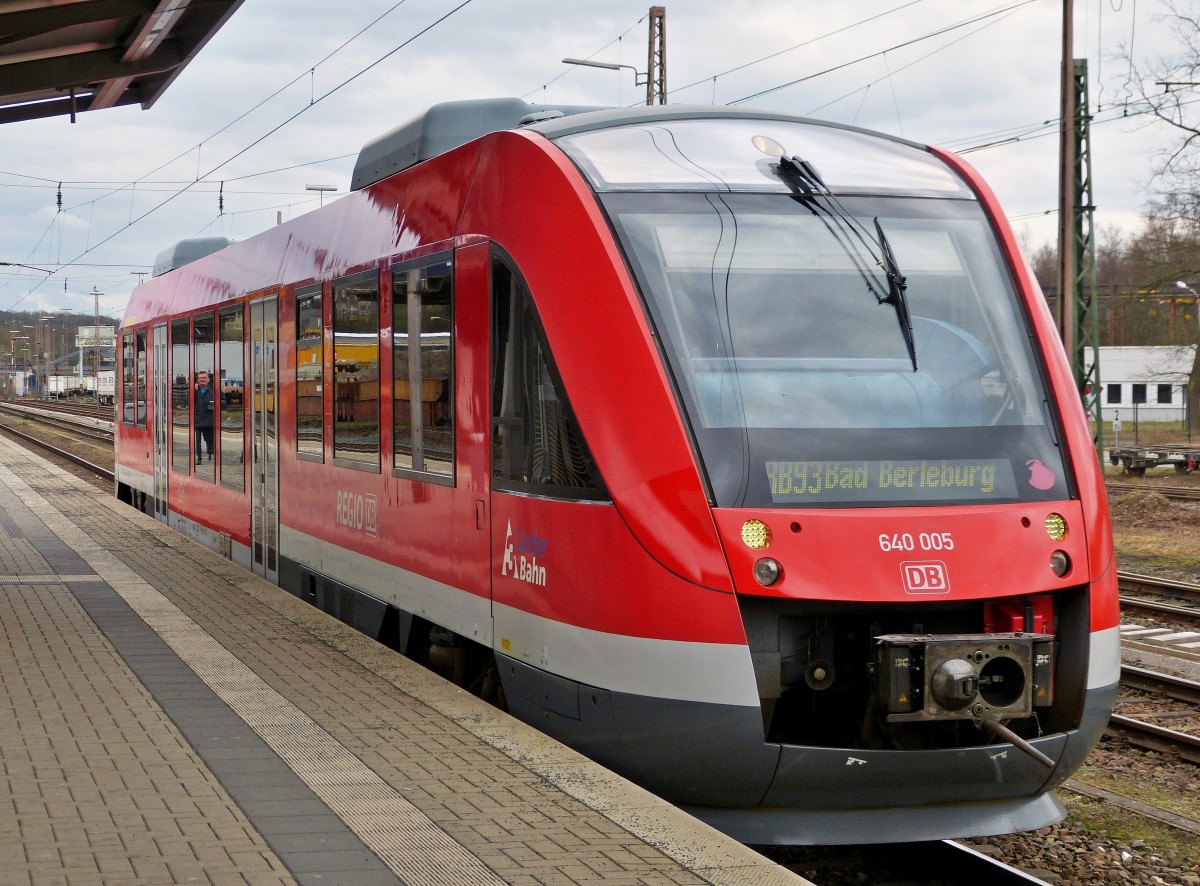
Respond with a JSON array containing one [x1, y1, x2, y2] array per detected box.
[[2, 395, 1197, 886]]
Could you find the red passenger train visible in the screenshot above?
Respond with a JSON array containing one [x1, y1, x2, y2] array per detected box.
[[115, 98, 1118, 844]]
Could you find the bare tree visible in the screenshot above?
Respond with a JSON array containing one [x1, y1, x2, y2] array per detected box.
[[1120, 3, 1200, 432], [1128, 2, 1200, 196]]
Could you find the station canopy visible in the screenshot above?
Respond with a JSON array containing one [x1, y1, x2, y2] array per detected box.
[[0, 0, 244, 126]]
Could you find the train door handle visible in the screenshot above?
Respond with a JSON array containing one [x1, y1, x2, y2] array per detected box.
[[476, 500, 485, 530]]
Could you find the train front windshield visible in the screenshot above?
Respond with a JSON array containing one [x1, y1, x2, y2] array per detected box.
[[556, 120, 1070, 508]]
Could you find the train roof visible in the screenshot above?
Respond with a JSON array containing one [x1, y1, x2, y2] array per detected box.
[[152, 237, 233, 278], [350, 97, 606, 190], [525, 104, 926, 151], [350, 98, 930, 193]]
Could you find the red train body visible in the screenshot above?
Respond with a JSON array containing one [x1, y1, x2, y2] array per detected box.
[[116, 99, 1118, 844]]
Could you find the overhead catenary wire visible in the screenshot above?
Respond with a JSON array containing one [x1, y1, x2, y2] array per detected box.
[[804, 5, 1027, 119], [669, 0, 930, 101], [521, 12, 650, 100], [728, 0, 1037, 105], [46, 2, 419, 216], [5, 0, 477, 312], [1, 0, 418, 307]]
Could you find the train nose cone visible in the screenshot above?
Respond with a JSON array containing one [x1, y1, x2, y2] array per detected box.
[[930, 658, 978, 710]]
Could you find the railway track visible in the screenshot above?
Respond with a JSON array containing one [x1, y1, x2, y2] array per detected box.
[[1107, 480, 1200, 501], [1112, 666, 1200, 765], [1118, 570, 1200, 626], [0, 402, 114, 483], [0, 400, 114, 440]]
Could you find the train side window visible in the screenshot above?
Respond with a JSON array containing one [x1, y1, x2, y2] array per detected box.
[[332, 270, 380, 470], [170, 318, 191, 472], [490, 254, 607, 500], [296, 285, 324, 461], [219, 306, 246, 491], [392, 255, 453, 482], [194, 313, 216, 483], [121, 333, 135, 424], [135, 330, 147, 427]]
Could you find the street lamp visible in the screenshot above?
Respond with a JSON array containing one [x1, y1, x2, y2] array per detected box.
[[562, 57, 649, 104], [306, 184, 337, 207]]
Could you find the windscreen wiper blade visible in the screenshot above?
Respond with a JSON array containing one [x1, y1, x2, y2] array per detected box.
[[874, 217, 917, 372], [773, 154, 918, 371]]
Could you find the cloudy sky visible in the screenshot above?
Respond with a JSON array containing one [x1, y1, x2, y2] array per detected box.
[[0, 0, 1190, 320]]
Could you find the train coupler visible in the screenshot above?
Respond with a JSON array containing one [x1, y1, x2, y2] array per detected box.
[[874, 633, 1055, 723]]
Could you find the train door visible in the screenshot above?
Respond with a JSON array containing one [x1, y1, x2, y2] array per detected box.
[[152, 323, 169, 524], [249, 296, 279, 583]]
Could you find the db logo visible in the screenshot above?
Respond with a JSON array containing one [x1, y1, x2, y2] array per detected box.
[[901, 561, 950, 594]]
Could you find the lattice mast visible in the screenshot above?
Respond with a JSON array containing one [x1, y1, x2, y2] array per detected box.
[[647, 7, 667, 105], [1071, 60, 1103, 458]]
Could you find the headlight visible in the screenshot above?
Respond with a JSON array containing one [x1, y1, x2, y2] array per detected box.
[[753, 557, 782, 587]]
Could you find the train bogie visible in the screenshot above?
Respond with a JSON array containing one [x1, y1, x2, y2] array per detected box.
[[115, 99, 1118, 845]]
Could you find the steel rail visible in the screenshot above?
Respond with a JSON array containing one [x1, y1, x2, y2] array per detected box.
[[1121, 665, 1200, 705], [1118, 572, 1200, 627], [1108, 481, 1200, 501], [1107, 714, 1200, 765], [0, 419, 114, 483], [1118, 571, 1200, 603], [0, 401, 114, 441]]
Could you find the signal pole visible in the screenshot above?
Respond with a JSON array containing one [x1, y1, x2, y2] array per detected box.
[[647, 6, 667, 105], [1057, 0, 1075, 356]]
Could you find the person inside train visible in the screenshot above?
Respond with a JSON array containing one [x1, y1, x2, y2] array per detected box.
[[193, 371, 225, 463]]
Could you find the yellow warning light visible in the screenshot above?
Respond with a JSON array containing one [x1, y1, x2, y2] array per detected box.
[[741, 520, 772, 550], [1045, 513, 1067, 542]]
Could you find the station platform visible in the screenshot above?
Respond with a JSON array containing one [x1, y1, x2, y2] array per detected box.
[[0, 437, 805, 885]]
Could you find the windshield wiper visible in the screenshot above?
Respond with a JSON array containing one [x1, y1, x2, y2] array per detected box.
[[873, 217, 917, 372], [773, 154, 918, 371]]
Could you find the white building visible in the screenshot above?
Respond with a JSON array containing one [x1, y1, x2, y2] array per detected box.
[[1086, 345, 1196, 422]]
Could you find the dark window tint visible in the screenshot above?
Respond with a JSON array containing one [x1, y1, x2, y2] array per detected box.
[[490, 255, 605, 499], [1158, 384, 1173, 404], [1106, 383, 1121, 404], [1132, 383, 1147, 404]]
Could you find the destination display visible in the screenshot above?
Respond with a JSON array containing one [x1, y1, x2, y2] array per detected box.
[[765, 458, 1018, 503]]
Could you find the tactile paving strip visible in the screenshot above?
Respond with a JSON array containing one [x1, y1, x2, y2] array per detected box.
[[0, 460, 504, 886]]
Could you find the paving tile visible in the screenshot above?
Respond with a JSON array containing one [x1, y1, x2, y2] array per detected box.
[[0, 439, 802, 886]]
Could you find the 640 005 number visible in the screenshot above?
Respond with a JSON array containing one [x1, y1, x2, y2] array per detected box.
[[878, 532, 955, 552]]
